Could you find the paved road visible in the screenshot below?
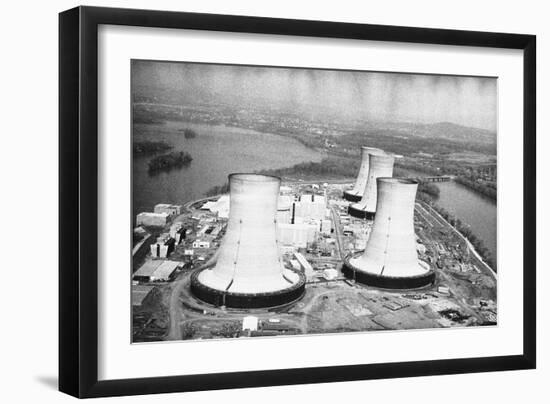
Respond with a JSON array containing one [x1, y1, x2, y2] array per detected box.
[[165, 251, 219, 340], [330, 205, 345, 260]]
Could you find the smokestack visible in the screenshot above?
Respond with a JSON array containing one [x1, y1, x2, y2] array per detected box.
[[349, 152, 395, 219], [343, 178, 435, 289], [191, 174, 305, 308], [343, 146, 382, 202]]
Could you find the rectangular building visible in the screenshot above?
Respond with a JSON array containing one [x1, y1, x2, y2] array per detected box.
[[136, 212, 170, 227], [294, 252, 314, 276], [154, 203, 182, 217], [133, 260, 182, 282], [277, 223, 317, 248]]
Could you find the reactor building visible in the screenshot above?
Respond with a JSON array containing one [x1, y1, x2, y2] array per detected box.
[[343, 146, 383, 202], [348, 152, 395, 219], [343, 178, 435, 289], [191, 174, 306, 308]]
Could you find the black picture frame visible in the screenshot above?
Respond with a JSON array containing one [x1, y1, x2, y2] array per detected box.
[[59, 6, 536, 399]]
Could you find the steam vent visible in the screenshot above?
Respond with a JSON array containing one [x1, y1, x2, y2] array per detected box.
[[343, 178, 435, 289], [343, 146, 382, 202], [349, 152, 395, 220], [191, 174, 306, 308]]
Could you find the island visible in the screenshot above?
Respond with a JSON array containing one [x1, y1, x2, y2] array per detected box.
[[148, 151, 193, 175], [179, 128, 198, 139]]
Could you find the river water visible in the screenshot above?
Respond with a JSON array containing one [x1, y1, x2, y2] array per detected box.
[[132, 121, 324, 220], [433, 181, 497, 264]]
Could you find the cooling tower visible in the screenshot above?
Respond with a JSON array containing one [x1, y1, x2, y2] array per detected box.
[[349, 152, 395, 219], [343, 147, 383, 202], [343, 178, 435, 289], [191, 174, 305, 308]]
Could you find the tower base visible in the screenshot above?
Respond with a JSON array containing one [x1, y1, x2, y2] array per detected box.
[[348, 204, 375, 220], [342, 255, 436, 290], [191, 268, 306, 309], [343, 190, 362, 202]]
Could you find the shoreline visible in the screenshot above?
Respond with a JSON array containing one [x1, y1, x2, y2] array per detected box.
[[420, 201, 496, 279], [398, 163, 497, 203]]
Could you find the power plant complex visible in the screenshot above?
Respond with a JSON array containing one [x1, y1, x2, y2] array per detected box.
[[133, 143, 496, 341], [188, 145, 434, 310]]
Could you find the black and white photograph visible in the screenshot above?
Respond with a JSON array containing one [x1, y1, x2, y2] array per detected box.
[[131, 60, 498, 342], [0, 0, 544, 401]]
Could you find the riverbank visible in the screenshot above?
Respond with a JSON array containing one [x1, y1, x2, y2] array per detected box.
[[421, 201, 496, 278], [397, 162, 496, 202], [132, 120, 324, 220]]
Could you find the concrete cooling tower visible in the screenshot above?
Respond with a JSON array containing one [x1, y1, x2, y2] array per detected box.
[[343, 178, 435, 289], [191, 174, 305, 308], [349, 152, 395, 219], [343, 146, 383, 202]]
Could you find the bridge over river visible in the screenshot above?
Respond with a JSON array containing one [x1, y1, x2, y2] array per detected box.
[[412, 175, 454, 183]]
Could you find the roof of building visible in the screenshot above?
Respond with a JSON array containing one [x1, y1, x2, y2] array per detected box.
[[242, 316, 258, 331], [155, 203, 181, 209], [294, 252, 313, 271], [209, 195, 230, 217], [134, 260, 163, 277], [277, 195, 293, 210], [201, 201, 217, 210], [151, 260, 182, 280], [137, 212, 169, 218]]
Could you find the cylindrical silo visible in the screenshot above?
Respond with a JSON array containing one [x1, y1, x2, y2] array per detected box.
[[191, 174, 305, 308], [343, 146, 383, 202], [349, 152, 395, 219], [343, 178, 435, 289]]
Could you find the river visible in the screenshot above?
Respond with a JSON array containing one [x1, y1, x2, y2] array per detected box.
[[433, 181, 497, 264], [400, 169, 497, 265], [132, 121, 324, 220]]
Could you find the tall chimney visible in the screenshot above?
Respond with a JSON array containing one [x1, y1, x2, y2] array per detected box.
[[343, 146, 382, 202], [343, 178, 435, 289], [349, 152, 395, 219], [191, 174, 305, 308]]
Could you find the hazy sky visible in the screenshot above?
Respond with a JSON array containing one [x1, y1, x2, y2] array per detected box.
[[133, 61, 497, 131]]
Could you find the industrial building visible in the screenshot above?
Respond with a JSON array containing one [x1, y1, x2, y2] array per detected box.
[[343, 178, 435, 289], [273, 192, 330, 248], [276, 194, 294, 224], [150, 234, 175, 258], [191, 174, 306, 308], [207, 194, 230, 219], [136, 212, 170, 227], [292, 195, 326, 221], [169, 222, 186, 244], [294, 252, 315, 277], [320, 218, 332, 235], [277, 222, 318, 248], [348, 151, 395, 220], [133, 260, 182, 282], [154, 203, 182, 217], [343, 146, 382, 202]]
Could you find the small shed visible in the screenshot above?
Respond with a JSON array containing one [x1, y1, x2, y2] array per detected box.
[[242, 316, 258, 331]]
